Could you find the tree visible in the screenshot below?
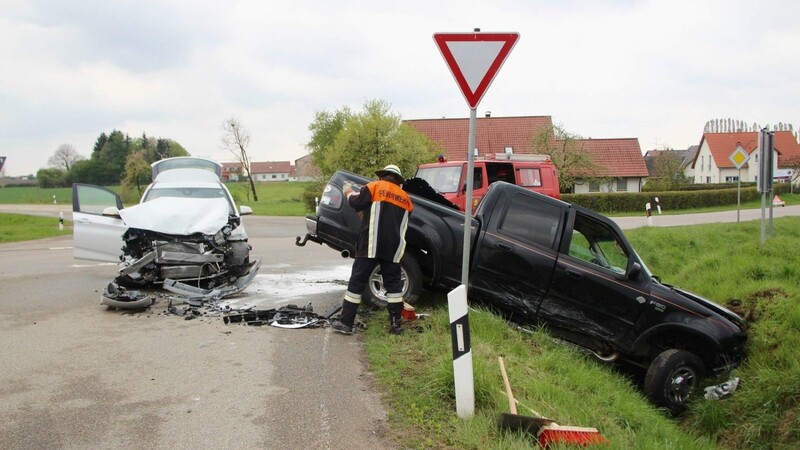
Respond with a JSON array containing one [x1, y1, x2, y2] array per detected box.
[[221, 117, 258, 201], [119, 150, 152, 203], [310, 99, 437, 181], [645, 150, 688, 191], [47, 144, 85, 172], [36, 168, 67, 188], [530, 124, 606, 193], [307, 107, 351, 178]]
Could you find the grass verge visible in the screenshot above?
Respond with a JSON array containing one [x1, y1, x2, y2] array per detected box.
[[0, 213, 72, 243], [361, 217, 800, 449]]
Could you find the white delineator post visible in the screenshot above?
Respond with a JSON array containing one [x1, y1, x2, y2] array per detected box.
[[447, 285, 473, 418]]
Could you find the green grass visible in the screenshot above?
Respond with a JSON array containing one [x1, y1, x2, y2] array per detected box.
[[0, 186, 75, 204], [224, 181, 315, 216], [0, 182, 314, 216], [361, 217, 800, 449], [0, 213, 72, 243]]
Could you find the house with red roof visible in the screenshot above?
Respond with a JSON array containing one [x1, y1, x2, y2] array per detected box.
[[220, 161, 295, 182], [405, 114, 648, 193], [568, 138, 649, 193], [405, 114, 555, 162], [689, 131, 800, 184]]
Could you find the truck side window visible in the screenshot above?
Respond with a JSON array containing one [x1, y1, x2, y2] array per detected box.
[[498, 193, 561, 249], [518, 168, 542, 187], [570, 212, 628, 274]]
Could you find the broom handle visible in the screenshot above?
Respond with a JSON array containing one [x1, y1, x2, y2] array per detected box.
[[498, 356, 518, 415]]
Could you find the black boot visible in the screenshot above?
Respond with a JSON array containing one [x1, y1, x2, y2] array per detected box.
[[388, 302, 404, 335], [332, 299, 359, 335]]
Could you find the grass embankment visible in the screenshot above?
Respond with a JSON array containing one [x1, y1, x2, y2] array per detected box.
[[0, 182, 313, 216], [363, 217, 800, 449], [0, 213, 72, 243]]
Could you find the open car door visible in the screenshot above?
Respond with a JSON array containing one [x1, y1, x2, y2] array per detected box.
[[72, 183, 126, 262]]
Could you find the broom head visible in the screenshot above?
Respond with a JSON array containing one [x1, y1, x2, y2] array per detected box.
[[538, 424, 606, 447]]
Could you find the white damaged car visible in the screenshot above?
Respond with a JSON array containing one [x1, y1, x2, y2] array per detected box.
[[73, 157, 260, 307]]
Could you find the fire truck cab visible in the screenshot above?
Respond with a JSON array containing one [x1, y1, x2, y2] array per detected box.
[[414, 153, 560, 211]]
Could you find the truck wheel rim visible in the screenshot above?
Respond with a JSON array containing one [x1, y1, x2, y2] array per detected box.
[[368, 268, 408, 300], [667, 367, 697, 405]]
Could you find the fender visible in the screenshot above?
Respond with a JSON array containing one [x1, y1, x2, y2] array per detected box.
[[630, 320, 725, 365]]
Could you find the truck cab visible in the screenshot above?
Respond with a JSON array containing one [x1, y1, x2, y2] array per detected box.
[[415, 153, 560, 211]]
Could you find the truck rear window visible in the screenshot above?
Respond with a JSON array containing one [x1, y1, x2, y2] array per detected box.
[[498, 193, 561, 249]]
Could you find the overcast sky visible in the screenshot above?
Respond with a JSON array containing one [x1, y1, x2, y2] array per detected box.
[[1, 0, 798, 176]]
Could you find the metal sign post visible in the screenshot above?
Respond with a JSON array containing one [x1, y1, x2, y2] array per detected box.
[[434, 29, 518, 419], [758, 129, 774, 245], [729, 145, 749, 223]]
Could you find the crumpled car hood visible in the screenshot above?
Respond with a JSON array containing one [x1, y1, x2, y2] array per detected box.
[[119, 197, 231, 235]]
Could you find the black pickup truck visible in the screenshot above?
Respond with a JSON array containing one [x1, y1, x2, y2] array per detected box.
[[297, 170, 747, 413]]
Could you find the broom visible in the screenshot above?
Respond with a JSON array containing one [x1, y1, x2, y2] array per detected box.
[[499, 357, 606, 447], [537, 422, 606, 447]]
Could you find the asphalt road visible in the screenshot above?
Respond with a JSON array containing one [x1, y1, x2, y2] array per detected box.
[[0, 214, 397, 450], [2, 202, 800, 450], [4, 202, 800, 231]]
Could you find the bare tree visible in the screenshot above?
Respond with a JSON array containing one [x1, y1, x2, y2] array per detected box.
[[47, 144, 85, 172], [221, 117, 258, 201], [530, 124, 607, 193]]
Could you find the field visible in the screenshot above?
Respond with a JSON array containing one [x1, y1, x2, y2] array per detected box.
[[0, 182, 315, 216]]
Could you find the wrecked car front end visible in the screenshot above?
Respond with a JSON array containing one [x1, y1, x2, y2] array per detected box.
[[106, 196, 260, 300]]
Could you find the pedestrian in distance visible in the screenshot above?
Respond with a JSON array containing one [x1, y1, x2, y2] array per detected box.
[[331, 164, 414, 335]]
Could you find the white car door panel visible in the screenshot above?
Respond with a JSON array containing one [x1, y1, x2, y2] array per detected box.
[[72, 184, 126, 263]]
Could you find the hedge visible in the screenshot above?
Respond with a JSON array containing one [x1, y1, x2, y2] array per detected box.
[[562, 184, 791, 214]]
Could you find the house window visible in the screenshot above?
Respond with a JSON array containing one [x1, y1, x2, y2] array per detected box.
[[725, 176, 739, 182], [700, 156, 704, 171], [589, 181, 600, 192], [615, 178, 628, 192], [706, 176, 712, 183]]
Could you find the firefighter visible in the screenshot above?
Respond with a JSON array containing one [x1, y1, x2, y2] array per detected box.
[[331, 164, 414, 335]]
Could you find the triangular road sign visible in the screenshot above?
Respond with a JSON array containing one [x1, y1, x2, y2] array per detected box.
[[434, 32, 519, 108]]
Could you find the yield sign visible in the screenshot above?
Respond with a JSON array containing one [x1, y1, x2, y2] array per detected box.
[[433, 32, 519, 108]]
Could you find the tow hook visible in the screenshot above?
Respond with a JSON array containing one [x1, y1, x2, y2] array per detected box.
[[295, 234, 315, 247]]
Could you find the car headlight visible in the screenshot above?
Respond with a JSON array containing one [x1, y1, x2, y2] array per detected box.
[[213, 228, 227, 245]]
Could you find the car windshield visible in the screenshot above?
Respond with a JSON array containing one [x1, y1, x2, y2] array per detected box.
[[415, 166, 462, 193], [143, 187, 235, 215]]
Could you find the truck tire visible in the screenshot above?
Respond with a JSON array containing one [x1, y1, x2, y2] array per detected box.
[[363, 254, 423, 309], [644, 349, 704, 415]]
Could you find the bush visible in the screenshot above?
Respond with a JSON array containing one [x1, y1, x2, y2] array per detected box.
[[302, 180, 326, 213], [563, 184, 791, 213]]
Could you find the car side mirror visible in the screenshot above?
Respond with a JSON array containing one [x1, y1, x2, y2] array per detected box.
[[239, 205, 253, 216], [102, 207, 121, 218], [626, 261, 641, 280]]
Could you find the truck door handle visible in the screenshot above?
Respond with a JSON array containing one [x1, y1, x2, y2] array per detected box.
[[565, 269, 583, 280], [495, 242, 513, 252]]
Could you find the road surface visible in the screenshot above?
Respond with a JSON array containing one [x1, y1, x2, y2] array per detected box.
[[0, 215, 396, 450]]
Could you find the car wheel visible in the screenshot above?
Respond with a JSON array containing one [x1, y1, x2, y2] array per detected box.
[[226, 241, 250, 275], [644, 349, 704, 415], [363, 254, 422, 309]]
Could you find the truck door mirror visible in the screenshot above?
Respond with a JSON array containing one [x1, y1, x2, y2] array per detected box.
[[626, 261, 642, 280]]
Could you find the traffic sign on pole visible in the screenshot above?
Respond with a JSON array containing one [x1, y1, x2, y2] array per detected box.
[[433, 32, 519, 108], [433, 29, 520, 422]]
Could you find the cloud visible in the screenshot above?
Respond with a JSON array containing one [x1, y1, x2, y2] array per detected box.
[[0, 0, 798, 175]]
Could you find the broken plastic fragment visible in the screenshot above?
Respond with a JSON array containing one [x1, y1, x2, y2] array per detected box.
[[101, 282, 153, 309], [704, 377, 740, 400]]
